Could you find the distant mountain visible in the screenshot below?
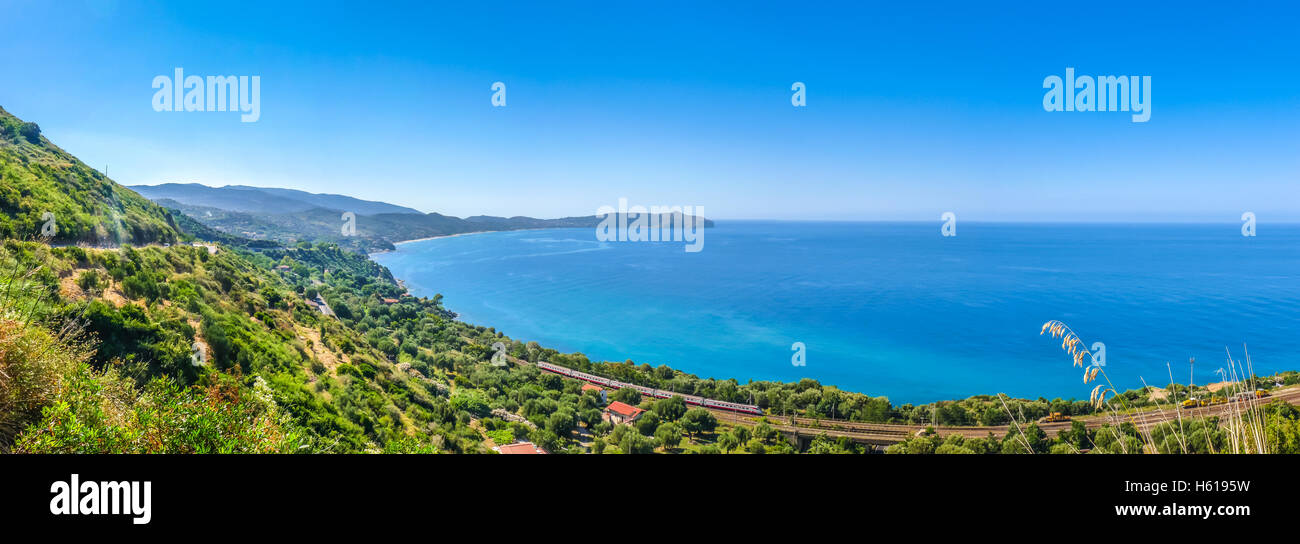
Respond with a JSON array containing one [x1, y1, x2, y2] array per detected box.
[[225, 185, 424, 216], [0, 106, 180, 245], [133, 182, 711, 253], [129, 182, 712, 251], [129, 183, 423, 216], [151, 199, 613, 252]]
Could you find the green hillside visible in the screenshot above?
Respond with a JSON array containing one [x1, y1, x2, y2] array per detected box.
[[0, 107, 180, 246]]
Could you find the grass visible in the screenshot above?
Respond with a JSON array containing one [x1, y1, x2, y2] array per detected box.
[[1040, 319, 1270, 454]]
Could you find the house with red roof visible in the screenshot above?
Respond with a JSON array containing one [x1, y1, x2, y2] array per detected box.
[[495, 442, 547, 455], [582, 383, 608, 404], [602, 401, 645, 425]]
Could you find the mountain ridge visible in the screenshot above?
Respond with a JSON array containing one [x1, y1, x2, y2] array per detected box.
[[134, 182, 712, 252], [129, 182, 424, 216]]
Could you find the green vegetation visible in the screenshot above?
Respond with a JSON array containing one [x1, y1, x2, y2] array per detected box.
[[0, 107, 179, 246], [0, 240, 450, 452], [3, 106, 1298, 455], [0, 241, 299, 453], [16, 368, 306, 454], [883, 402, 1300, 455]]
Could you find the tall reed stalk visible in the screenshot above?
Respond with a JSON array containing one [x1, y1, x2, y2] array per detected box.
[[1039, 320, 1270, 454]]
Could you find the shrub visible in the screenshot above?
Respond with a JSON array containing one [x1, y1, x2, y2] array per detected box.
[[15, 367, 306, 453], [19, 122, 40, 144], [75, 269, 103, 292], [0, 319, 90, 451]]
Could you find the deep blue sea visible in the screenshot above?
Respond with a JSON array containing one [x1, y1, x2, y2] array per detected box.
[[373, 222, 1300, 404]]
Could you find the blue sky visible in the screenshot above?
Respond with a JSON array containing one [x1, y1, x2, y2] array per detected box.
[[2, 1, 1297, 220]]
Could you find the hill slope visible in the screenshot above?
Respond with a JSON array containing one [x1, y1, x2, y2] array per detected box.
[[0, 107, 180, 246], [229, 185, 425, 215]]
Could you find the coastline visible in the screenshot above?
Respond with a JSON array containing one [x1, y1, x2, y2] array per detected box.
[[367, 230, 492, 256], [368, 227, 561, 256]]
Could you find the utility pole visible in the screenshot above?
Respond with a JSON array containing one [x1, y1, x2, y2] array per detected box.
[[1189, 357, 1195, 398]]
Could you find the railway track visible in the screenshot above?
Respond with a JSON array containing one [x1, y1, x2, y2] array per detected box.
[[501, 353, 1300, 446]]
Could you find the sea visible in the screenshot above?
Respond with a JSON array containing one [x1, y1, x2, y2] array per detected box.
[[372, 221, 1300, 404]]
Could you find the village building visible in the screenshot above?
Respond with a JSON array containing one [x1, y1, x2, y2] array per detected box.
[[602, 401, 644, 425], [494, 442, 547, 455], [581, 383, 608, 404]]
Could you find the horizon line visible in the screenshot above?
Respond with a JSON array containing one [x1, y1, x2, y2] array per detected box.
[[127, 183, 1296, 224]]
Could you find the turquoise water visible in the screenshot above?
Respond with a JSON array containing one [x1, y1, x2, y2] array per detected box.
[[373, 222, 1300, 403]]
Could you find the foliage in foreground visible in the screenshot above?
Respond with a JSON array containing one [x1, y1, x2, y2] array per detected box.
[[16, 368, 305, 454]]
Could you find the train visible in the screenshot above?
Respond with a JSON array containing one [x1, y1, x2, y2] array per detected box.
[[534, 361, 764, 416]]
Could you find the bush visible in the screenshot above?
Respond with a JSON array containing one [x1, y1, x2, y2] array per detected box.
[[449, 391, 489, 417], [19, 122, 40, 144], [619, 429, 655, 454], [0, 319, 89, 451], [611, 387, 642, 405], [15, 367, 306, 453], [75, 269, 103, 292], [935, 443, 976, 454]]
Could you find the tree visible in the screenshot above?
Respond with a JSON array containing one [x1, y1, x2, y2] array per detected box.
[[979, 405, 1009, 426], [934, 402, 969, 426], [375, 337, 399, 359], [1002, 423, 1048, 454], [731, 425, 752, 444], [898, 436, 935, 454], [717, 432, 739, 453], [331, 299, 353, 319], [655, 422, 683, 450], [620, 430, 655, 454], [1062, 420, 1092, 450], [1264, 400, 1300, 454], [679, 408, 718, 437], [653, 395, 687, 421], [545, 408, 577, 438], [807, 435, 850, 454], [935, 443, 976, 454], [635, 411, 661, 436], [752, 421, 779, 444], [611, 387, 641, 405], [529, 428, 562, 453], [580, 408, 603, 428], [609, 423, 629, 444]]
